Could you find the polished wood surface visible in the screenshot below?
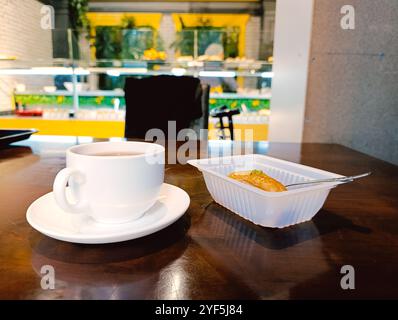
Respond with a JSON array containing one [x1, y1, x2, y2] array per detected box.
[[0, 137, 397, 299]]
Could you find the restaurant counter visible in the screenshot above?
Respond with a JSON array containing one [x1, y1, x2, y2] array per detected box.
[[0, 116, 268, 140]]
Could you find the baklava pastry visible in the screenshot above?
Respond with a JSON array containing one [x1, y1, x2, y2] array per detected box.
[[228, 169, 287, 192]]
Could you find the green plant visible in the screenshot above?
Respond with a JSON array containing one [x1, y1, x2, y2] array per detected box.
[[95, 26, 122, 60], [68, 0, 90, 37], [121, 16, 136, 29], [224, 27, 240, 58], [67, 0, 90, 59], [170, 30, 194, 56], [93, 14, 164, 61], [95, 27, 123, 90]]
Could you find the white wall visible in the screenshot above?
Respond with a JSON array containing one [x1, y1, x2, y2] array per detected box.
[[304, 0, 398, 165], [0, 0, 53, 111], [268, 0, 314, 142]]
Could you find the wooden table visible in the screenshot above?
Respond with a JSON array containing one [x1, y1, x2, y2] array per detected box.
[[0, 136, 397, 299]]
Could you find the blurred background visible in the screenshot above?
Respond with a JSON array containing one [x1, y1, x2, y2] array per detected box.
[[0, 0, 397, 164]]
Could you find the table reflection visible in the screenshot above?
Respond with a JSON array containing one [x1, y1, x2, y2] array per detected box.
[[29, 215, 190, 299]]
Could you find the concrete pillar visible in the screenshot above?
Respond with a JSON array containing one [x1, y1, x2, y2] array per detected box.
[[49, 0, 71, 59]]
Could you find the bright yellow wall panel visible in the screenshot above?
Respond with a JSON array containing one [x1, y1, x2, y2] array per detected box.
[[0, 118, 125, 139], [0, 118, 267, 141], [87, 13, 163, 28], [209, 123, 268, 141]]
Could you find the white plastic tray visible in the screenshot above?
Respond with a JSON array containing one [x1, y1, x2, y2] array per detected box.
[[188, 154, 343, 228]]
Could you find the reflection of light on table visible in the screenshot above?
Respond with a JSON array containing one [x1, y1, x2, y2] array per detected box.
[[194, 203, 329, 299], [157, 258, 190, 300]]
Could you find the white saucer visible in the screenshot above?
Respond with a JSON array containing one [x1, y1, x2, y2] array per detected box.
[[26, 183, 190, 244]]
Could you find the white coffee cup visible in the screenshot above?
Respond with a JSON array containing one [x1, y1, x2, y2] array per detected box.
[[53, 141, 165, 224]]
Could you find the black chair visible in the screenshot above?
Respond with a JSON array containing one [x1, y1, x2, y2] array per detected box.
[[124, 75, 209, 140], [210, 106, 240, 140]]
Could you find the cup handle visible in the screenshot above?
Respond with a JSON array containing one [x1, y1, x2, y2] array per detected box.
[[53, 168, 88, 213]]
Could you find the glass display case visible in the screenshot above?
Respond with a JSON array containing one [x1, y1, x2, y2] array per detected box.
[[0, 26, 272, 141]]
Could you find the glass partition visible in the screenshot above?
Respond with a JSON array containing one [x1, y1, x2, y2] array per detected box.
[[0, 5, 276, 141], [172, 28, 240, 60]]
